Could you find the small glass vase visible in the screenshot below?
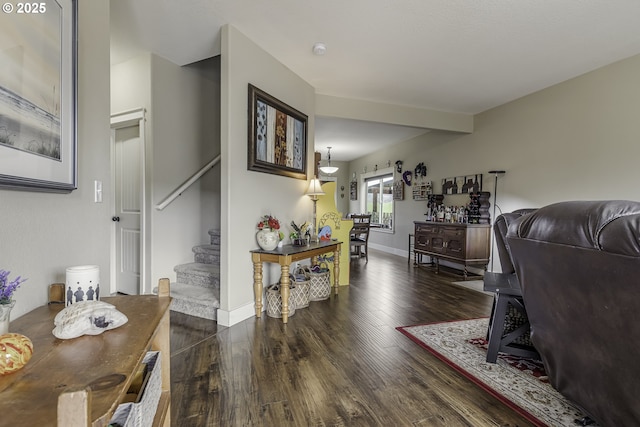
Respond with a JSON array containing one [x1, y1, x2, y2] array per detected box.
[[0, 301, 16, 335]]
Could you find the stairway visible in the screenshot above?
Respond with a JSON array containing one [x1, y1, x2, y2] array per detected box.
[[169, 229, 220, 320]]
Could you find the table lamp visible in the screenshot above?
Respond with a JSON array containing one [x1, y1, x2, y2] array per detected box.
[[305, 177, 325, 242]]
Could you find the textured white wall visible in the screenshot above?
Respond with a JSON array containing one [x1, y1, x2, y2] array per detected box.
[[111, 54, 221, 289], [348, 54, 640, 265], [219, 25, 316, 325], [0, 0, 111, 319], [150, 54, 221, 286]]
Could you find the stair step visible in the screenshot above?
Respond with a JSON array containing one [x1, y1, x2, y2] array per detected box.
[[169, 282, 219, 320], [174, 263, 220, 289], [208, 229, 221, 247], [192, 245, 220, 265]]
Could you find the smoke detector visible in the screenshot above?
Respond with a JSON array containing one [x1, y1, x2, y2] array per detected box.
[[312, 42, 327, 56]]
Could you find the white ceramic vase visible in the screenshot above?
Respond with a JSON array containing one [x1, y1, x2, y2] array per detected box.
[[256, 229, 279, 251]]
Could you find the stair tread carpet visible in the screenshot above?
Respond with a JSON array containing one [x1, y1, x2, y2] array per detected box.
[[174, 262, 220, 274], [192, 244, 221, 254], [169, 282, 219, 320]]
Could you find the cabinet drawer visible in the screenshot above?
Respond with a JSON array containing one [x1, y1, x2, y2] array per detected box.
[[415, 223, 440, 234], [443, 227, 465, 237]]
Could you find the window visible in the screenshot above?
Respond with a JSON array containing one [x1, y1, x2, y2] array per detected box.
[[365, 173, 394, 230]]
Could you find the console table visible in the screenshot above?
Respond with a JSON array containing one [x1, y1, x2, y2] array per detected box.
[[0, 280, 172, 427], [413, 221, 490, 279], [251, 241, 342, 323]]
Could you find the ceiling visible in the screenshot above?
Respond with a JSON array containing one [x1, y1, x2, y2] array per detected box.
[[110, 0, 640, 161]]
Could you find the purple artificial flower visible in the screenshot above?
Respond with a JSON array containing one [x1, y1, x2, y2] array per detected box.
[[0, 269, 27, 304]]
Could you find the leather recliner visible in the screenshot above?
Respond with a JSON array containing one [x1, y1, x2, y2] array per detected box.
[[507, 200, 640, 427]]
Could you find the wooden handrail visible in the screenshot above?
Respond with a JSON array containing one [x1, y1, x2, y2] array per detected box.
[[155, 155, 220, 211]]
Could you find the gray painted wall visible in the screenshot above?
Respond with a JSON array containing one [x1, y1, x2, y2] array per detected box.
[[111, 53, 221, 290], [0, 0, 111, 319], [218, 25, 317, 325], [349, 54, 640, 269], [3, 5, 639, 324]]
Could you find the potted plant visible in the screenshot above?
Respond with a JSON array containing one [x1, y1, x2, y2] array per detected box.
[[290, 221, 309, 246]]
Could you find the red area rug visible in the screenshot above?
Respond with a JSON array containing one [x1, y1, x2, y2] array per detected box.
[[397, 318, 598, 427]]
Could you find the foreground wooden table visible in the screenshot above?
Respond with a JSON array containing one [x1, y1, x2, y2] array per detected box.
[[0, 282, 172, 427], [251, 241, 342, 323]]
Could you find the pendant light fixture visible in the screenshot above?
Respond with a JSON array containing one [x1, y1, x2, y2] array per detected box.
[[319, 147, 339, 174]]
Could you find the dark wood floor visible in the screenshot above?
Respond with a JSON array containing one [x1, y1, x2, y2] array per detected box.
[[169, 250, 534, 426]]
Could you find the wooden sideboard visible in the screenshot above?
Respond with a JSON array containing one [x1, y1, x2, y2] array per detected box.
[[0, 280, 172, 427], [413, 221, 490, 279]]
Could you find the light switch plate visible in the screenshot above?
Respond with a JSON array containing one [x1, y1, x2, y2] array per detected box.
[[94, 180, 103, 203]]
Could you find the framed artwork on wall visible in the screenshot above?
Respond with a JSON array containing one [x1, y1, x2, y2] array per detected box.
[[412, 181, 432, 201], [247, 84, 308, 180], [0, 0, 78, 192], [393, 179, 404, 201], [442, 174, 482, 195], [350, 181, 357, 201]]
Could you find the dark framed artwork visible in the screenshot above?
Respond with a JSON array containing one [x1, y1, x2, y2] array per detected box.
[[0, 0, 78, 192], [442, 174, 482, 195], [350, 181, 358, 201], [247, 84, 307, 180]]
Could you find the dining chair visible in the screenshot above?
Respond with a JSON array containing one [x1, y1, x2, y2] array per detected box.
[[349, 214, 371, 262]]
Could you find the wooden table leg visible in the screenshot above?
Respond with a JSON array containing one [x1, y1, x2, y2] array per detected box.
[[333, 244, 341, 295], [280, 263, 291, 323], [252, 253, 263, 318]]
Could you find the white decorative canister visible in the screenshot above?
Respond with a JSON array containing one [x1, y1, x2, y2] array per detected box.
[[256, 229, 280, 251], [65, 265, 100, 306]]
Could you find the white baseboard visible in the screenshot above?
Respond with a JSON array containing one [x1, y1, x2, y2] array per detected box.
[[216, 301, 257, 327], [216, 282, 351, 326], [368, 242, 409, 259], [368, 243, 486, 277]]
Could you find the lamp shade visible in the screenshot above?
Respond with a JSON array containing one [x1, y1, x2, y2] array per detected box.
[[305, 178, 325, 198]]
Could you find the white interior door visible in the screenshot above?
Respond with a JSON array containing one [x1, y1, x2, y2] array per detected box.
[[114, 124, 141, 295]]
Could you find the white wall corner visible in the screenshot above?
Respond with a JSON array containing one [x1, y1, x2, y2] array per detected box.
[[216, 301, 259, 327]]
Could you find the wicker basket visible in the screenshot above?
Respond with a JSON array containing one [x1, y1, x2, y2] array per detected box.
[[109, 351, 162, 427], [132, 351, 162, 427], [266, 283, 296, 318], [307, 264, 331, 301], [110, 403, 134, 427], [290, 269, 310, 309]]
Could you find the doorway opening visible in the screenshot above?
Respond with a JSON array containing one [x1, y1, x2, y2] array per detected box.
[[110, 108, 149, 295]]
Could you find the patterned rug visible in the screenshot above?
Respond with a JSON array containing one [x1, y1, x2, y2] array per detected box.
[[397, 318, 599, 427]]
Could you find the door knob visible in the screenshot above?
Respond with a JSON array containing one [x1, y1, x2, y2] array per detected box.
[[112, 216, 120, 222]]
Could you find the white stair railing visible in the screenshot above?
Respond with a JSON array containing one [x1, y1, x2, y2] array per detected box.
[[155, 154, 221, 211]]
